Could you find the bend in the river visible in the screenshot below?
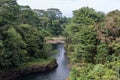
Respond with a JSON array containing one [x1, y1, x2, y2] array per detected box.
[[13, 44, 70, 80]]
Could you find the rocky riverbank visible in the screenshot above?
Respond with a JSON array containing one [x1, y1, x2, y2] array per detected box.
[[0, 59, 58, 80]]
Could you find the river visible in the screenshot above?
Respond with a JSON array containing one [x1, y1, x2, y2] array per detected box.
[[13, 44, 70, 80]]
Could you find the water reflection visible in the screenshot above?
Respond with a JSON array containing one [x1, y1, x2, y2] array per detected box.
[[13, 44, 70, 80]]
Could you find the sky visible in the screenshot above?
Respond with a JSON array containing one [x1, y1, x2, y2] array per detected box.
[[17, 0, 120, 17]]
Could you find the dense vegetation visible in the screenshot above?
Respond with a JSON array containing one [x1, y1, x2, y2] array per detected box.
[[63, 7, 120, 80], [34, 8, 68, 36], [0, 0, 120, 80], [0, 0, 67, 70]]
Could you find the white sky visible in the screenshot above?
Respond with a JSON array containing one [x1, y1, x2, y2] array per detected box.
[[17, 0, 120, 17]]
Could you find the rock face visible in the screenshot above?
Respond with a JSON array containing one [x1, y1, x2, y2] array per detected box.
[[0, 59, 58, 80]]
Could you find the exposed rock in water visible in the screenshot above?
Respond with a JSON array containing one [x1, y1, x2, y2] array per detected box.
[[0, 59, 58, 80]]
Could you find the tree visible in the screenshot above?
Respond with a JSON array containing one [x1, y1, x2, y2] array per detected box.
[[96, 43, 109, 64], [0, 27, 27, 69], [18, 6, 40, 27], [0, 0, 54, 70], [47, 8, 62, 20], [72, 7, 105, 25], [0, 0, 19, 26], [34, 8, 67, 36], [64, 7, 120, 80], [15, 24, 47, 58], [75, 25, 97, 63], [34, 9, 48, 17]]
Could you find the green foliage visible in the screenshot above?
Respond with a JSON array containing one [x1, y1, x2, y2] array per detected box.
[[16, 24, 49, 58], [96, 43, 109, 63], [19, 58, 55, 69], [34, 9, 68, 36], [0, 27, 27, 69], [66, 25, 97, 63], [1, 1, 120, 79], [0, 0, 57, 70], [18, 6, 40, 27], [70, 63, 119, 80], [63, 23, 79, 38], [64, 7, 120, 80], [72, 7, 105, 25], [0, 0, 19, 26]]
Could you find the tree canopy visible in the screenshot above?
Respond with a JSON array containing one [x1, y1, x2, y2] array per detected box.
[[0, 1, 120, 79], [0, 0, 60, 70], [64, 7, 120, 80]]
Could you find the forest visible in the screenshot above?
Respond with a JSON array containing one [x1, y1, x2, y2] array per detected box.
[[0, 0, 68, 70], [64, 7, 120, 80], [0, 0, 120, 80]]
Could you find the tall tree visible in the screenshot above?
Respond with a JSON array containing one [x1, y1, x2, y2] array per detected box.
[[72, 7, 105, 25]]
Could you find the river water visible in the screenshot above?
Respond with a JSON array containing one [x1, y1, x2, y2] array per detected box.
[[13, 44, 70, 80]]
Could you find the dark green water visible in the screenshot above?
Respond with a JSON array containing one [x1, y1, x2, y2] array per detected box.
[[13, 44, 70, 80]]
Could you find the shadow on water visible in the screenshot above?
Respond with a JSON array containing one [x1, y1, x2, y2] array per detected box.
[[13, 44, 70, 80]]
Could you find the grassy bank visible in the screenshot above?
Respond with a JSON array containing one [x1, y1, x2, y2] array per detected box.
[[0, 58, 58, 80], [19, 58, 55, 69], [0, 58, 55, 73]]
